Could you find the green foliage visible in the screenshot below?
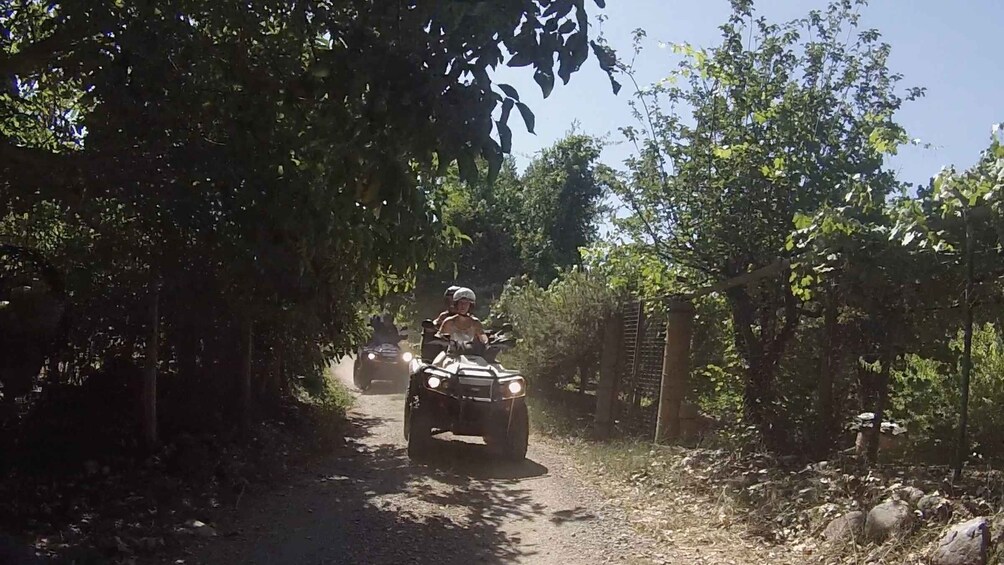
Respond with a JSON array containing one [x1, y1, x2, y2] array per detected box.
[[513, 133, 612, 285], [494, 269, 618, 392], [891, 324, 1004, 462], [611, 0, 918, 449], [0, 0, 613, 432], [412, 133, 610, 318]]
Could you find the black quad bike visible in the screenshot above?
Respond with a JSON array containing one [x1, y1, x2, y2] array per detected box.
[[353, 332, 413, 392], [404, 321, 528, 461]]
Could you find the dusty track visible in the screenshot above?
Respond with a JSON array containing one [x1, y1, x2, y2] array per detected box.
[[166, 358, 659, 564]]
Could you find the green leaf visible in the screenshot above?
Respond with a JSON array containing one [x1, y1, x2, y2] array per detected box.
[[793, 212, 813, 230], [497, 83, 520, 100], [500, 98, 514, 124], [496, 120, 513, 153], [712, 146, 733, 159], [508, 51, 535, 68], [534, 69, 555, 98], [516, 102, 536, 134], [543, 0, 574, 18]]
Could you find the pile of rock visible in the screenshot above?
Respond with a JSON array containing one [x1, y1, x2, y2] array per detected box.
[[820, 486, 1001, 565]]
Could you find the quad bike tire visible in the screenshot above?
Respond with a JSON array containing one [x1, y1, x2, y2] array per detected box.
[[500, 399, 529, 462], [352, 359, 371, 391], [406, 393, 432, 460]]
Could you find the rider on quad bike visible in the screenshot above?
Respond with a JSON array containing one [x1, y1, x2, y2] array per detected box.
[[438, 287, 488, 346], [353, 312, 411, 391], [405, 287, 529, 461], [422, 286, 460, 362], [433, 286, 461, 329], [369, 312, 401, 345]]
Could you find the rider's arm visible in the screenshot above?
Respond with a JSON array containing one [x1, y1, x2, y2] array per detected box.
[[473, 317, 489, 344], [439, 315, 456, 336], [433, 311, 449, 328]]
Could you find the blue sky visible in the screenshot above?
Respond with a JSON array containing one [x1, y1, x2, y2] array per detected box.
[[492, 0, 1004, 191]]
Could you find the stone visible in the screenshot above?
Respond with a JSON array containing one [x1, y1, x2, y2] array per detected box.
[[183, 519, 217, 538], [919, 494, 954, 522], [822, 511, 866, 543], [931, 518, 989, 565], [899, 486, 925, 506], [865, 500, 913, 542]]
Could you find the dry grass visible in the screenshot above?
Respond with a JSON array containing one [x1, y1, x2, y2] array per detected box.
[[530, 396, 1004, 565]]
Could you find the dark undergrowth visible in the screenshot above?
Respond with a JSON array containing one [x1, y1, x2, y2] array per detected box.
[[0, 368, 353, 564]]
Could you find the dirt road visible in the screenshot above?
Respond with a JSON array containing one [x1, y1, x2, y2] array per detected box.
[[172, 358, 660, 565]]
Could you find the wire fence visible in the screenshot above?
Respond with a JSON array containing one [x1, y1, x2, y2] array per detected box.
[[618, 299, 667, 436]]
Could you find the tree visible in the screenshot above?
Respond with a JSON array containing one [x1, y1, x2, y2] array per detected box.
[[901, 129, 1004, 474], [612, 0, 921, 450], [0, 0, 616, 442], [511, 133, 611, 285], [412, 132, 611, 315]]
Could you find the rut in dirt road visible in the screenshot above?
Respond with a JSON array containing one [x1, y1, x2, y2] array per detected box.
[[171, 359, 659, 565]]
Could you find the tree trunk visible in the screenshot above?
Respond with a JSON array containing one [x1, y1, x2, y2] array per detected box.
[[240, 319, 254, 435], [727, 279, 799, 453], [955, 211, 976, 480], [866, 335, 894, 464], [577, 361, 588, 395], [178, 323, 200, 381], [816, 289, 839, 455], [142, 284, 160, 452]]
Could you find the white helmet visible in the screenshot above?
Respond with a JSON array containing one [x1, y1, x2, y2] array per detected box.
[[452, 287, 476, 304]]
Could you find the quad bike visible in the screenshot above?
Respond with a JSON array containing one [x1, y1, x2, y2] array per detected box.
[[404, 321, 528, 461], [353, 332, 413, 392]]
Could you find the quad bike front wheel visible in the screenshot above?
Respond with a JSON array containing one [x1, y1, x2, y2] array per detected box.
[[406, 394, 432, 460], [501, 399, 529, 462], [352, 359, 371, 391]]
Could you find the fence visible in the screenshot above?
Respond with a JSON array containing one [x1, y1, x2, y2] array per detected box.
[[616, 299, 669, 437]]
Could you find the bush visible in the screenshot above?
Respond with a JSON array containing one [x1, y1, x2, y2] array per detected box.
[[890, 323, 1004, 462], [494, 270, 618, 393]]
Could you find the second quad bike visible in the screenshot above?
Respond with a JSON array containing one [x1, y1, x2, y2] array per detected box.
[[353, 333, 413, 391], [404, 321, 528, 461]]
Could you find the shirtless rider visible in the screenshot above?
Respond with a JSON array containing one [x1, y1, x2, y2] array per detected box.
[[433, 286, 461, 329], [438, 287, 488, 345]]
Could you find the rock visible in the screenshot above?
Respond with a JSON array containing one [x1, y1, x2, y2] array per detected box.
[[183, 519, 217, 538], [865, 500, 913, 542], [919, 494, 954, 522], [931, 518, 989, 565], [899, 486, 925, 506], [822, 511, 866, 543], [84, 460, 100, 475]]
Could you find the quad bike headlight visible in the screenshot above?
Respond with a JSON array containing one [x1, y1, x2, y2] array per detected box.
[[367, 352, 376, 360], [427, 376, 442, 389], [498, 377, 526, 397], [402, 351, 414, 362]]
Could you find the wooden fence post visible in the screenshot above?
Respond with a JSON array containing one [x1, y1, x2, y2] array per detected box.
[[594, 311, 623, 438], [655, 299, 695, 444]]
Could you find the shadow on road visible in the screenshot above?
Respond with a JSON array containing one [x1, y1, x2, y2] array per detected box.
[[167, 405, 553, 564], [417, 437, 549, 481], [358, 379, 409, 396]]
